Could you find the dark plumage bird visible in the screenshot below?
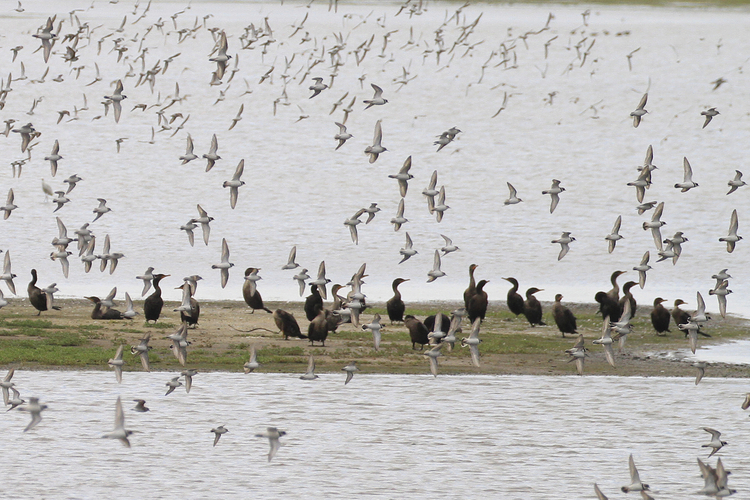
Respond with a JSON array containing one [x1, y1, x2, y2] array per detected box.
[[503, 277, 525, 318], [307, 308, 329, 346], [650, 297, 670, 335], [467, 279, 489, 323], [180, 297, 200, 327], [86, 296, 124, 319], [28, 269, 58, 315], [672, 299, 690, 328], [386, 278, 408, 324], [143, 274, 170, 323], [404, 315, 429, 350], [243, 269, 272, 314], [607, 270, 626, 303], [552, 294, 576, 337], [463, 264, 479, 309], [424, 313, 450, 334], [595, 291, 621, 323], [523, 287, 545, 326], [304, 284, 323, 321], [618, 281, 638, 319], [273, 309, 307, 340]]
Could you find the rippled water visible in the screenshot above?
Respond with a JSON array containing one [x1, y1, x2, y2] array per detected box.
[[2, 1, 750, 318], [2, 371, 748, 498]]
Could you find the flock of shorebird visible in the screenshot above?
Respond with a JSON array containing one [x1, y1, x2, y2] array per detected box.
[[0, 0, 746, 493]]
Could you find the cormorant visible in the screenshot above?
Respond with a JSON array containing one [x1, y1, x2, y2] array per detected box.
[[386, 278, 408, 324], [28, 269, 58, 315], [463, 264, 479, 309], [180, 297, 200, 327], [607, 270, 626, 303], [273, 309, 307, 340], [307, 308, 329, 346], [650, 298, 670, 335], [523, 287, 545, 326], [404, 315, 429, 350], [143, 273, 170, 323], [424, 313, 450, 334], [503, 277, 525, 318], [243, 268, 272, 313], [304, 284, 323, 321], [552, 294, 577, 338], [467, 279, 489, 323], [595, 291, 621, 323], [619, 281, 638, 319], [672, 299, 690, 329], [86, 296, 124, 320]]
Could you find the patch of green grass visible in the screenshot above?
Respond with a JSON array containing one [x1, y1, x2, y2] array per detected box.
[[1, 319, 56, 329], [44, 332, 87, 347], [0, 339, 110, 366], [146, 322, 177, 329]]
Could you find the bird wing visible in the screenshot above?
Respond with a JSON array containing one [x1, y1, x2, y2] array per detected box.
[[233, 159, 244, 180], [372, 119, 382, 146], [683, 157, 693, 182]]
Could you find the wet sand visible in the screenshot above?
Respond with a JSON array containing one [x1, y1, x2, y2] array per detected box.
[[1, 298, 747, 377]]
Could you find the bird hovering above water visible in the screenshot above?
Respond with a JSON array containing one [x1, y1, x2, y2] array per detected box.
[[727, 170, 746, 195], [222, 159, 245, 209], [630, 93, 648, 127], [552, 232, 575, 260], [364, 83, 387, 108], [255, 427, 286, 462], [701, 107, 719, 128], [719, 209, 741, 253], [365, 119, 386, 163], [504, 182, 522, 205], [542, 179, 565, 213], [102, 396, 133, 447]]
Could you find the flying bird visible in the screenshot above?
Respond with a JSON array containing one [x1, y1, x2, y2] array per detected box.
[[727, 170, 746, 195], [211, 238, 234, 288], [364, 83, 387, 109], [364, 119, 386, 163], [630, 93, 648, 127], [719, 209, 741, 253], [552, 232, 575, 260], [701, 107, 719, 128], [222, 160, 245, 209], [605, 216, 623, 253], [542, 179, 565, 213], [675, 157, 698, 192], [102, 396, 133, 447]]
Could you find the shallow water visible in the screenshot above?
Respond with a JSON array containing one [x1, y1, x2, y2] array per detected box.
[[1, 3, 750, 314], [3, 370, 749, 498]]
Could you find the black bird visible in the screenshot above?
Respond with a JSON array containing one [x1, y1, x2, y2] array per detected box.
[[552, 294, 576, 338], [463, 264, 479, 309], [503, 277, 525, 318], [424, 313, 450, 334], [671, 299, 690, 328], [607, 270, 626, 303], [307, 308, 330, 346], [304, 284, 323, 321], [650, 297, 670, 335], [273, 309, 307, 340], [28, 269, 59, 315], [242, 268, 272, 314], [619, 281, 638, 319], [467, 279, 489, 323], [405, 315, 429, 350], [181, 297, 200, 327], [386, 278, 408, 324], [143, 274, 170, 323], [595, 291, 621, 323], [86, 296, 124, 319], [523, 287, 545, 326]]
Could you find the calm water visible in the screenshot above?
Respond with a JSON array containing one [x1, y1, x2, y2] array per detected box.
[[2, 370, 748, 498], [0, 1, 750, 319]]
